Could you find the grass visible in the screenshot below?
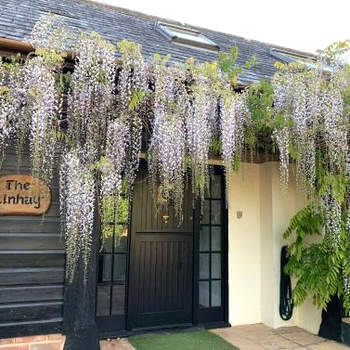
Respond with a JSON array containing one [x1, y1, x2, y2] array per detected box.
[[129, 329, 239, 350]]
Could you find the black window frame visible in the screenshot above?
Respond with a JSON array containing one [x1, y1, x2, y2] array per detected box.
[[193, 166, 229, 326], [95, 193, 132, 334]]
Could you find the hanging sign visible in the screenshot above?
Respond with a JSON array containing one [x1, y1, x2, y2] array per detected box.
[[0, 175, 51, 216]]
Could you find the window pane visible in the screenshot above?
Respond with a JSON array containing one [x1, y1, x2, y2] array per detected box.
[[96, 286, 110, 316], [200, 226, 210, 251], [113, 254, 127, 282], [211, 280, 222, 307], [201, 200, 210, 224], [100, 228, 113, 252], [99, 254, 112, 282], [199, 253, 210, 279], [212, 227, 221, 251], [112, 285, 125, 315], [117, 197, 129, 223], [115, 225, 128, 252], [211, 175, 222, 199], [211, 200, 222, 224], [199, 281, 210, 308], [172, 30, 212, 45], [211, 253, 221, 279]]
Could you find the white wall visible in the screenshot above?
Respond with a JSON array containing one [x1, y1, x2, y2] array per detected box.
[[228, 163, 261, 326], [228, 161, 322, 333]]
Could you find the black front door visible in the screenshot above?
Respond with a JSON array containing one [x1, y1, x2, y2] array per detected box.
[[96, 165, 228, 334], [127, 169, 193, 329]]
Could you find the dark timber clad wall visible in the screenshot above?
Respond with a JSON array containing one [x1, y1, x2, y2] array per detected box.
[[0, 146, 64, 337]]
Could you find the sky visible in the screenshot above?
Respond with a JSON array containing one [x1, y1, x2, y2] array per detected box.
[[92, 0, 349, 55]]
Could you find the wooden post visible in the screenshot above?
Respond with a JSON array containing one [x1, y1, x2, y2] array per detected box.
[[63, 199, 100, 350]]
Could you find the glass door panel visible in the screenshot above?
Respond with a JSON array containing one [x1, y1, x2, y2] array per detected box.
[[197, 168, 227, 324], [96, 196, 130, 332]]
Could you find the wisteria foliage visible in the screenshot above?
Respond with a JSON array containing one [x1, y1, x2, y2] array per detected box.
[[272, 48, 350, 305], [2, 15, 350, 292]]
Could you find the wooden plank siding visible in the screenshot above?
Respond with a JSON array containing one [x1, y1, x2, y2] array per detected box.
[[0, 146, 65, 338]]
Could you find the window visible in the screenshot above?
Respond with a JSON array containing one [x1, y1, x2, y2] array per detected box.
[[270, 48, 332, 72], [199, 172, 225, 310], [96, 196, 130, 318], [156, 22, 219, 52]]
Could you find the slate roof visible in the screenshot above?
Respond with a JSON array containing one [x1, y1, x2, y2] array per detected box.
[[0, 0, 316, 83]]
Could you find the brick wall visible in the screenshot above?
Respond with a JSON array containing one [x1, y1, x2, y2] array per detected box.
[[0, 334, 65, 350]]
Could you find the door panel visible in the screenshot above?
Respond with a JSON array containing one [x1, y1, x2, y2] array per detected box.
[[127, 167, 193, 329], [128, 232, 192, 329]]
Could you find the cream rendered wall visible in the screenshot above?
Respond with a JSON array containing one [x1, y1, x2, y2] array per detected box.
[[295, 298, 322, 334], [228, 163, 261, 326], [228, 161, 322, 333], [259, 162, 279, 327]]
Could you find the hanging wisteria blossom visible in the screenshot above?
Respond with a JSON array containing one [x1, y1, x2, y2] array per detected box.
[[101, 119, 129, 199], [67, 31, 116, 163], [322, 193, 342, 248], [100, 119, 129, 226], [272, 59, 349, 190], [220, 90, 250, 191], [0, 14, 66, 183], [272, 55, 350, 247], [148, 62, 187, 221], [185, 63, 219, 198], [60, 148, 95, 282], [0, 61, 24, 168], [116, 40, 149, 190], [29, 13, 71, 52], [22, 57, 59, 184]]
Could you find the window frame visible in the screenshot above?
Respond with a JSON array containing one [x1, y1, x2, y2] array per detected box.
[[270, 48, 332, 72], [156, 22, 220, 52]]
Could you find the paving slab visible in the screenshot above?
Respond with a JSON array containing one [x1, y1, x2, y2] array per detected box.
[[212, 324, 350, 350], [100, 338, 135, 350]]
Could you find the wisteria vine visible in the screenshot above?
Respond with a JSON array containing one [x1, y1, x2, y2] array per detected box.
[[272, 47, 350, 305], [1, 15, 350, 293]]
